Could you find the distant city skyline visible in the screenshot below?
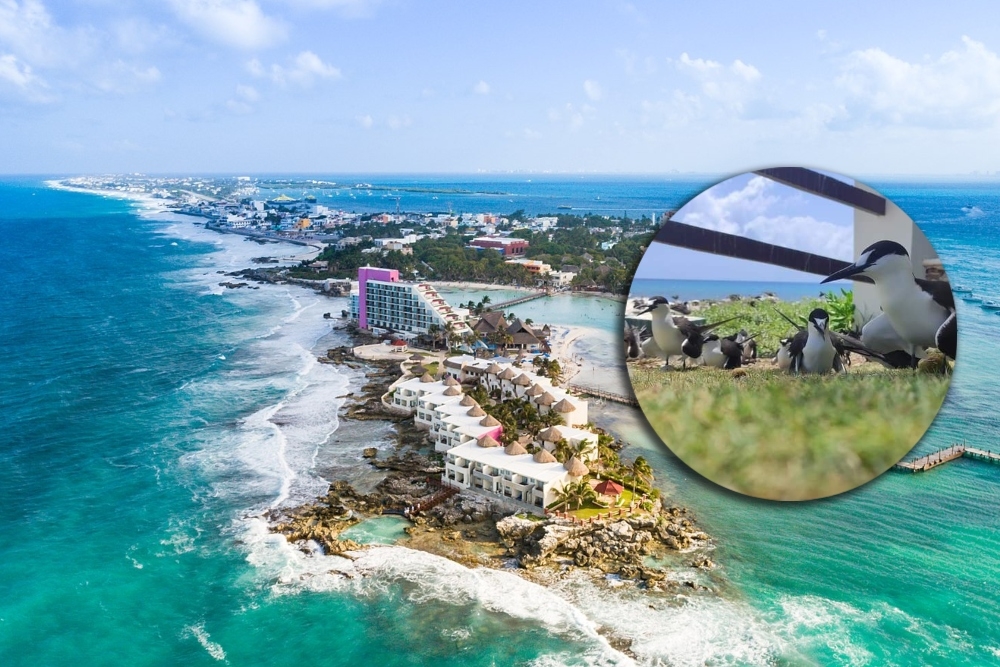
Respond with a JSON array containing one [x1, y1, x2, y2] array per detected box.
[[3, 2, 1000, 175]]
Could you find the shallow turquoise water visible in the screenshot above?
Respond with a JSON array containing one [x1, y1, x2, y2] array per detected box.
[[1, 176, 999, 666]]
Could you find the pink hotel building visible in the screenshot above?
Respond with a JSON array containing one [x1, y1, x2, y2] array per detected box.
[[350, 266, 472, 336]]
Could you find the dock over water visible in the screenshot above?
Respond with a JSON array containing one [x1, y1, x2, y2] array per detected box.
[[568, 383, 640, 407], [491, 290, 550, 310], [894, 444, 1000, 473]]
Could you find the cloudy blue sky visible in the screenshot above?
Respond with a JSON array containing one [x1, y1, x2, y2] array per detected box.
[[3, 1, 1000, 174], [635, 172, 856, 282]]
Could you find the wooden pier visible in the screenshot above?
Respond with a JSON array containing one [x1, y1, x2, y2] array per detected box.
[[894, 443, 1000, 473], [491, 290, 550, 310], [568, 383, 639, 407]]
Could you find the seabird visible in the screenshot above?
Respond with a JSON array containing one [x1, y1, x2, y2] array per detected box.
[[637, 296, 735, 368], [786, 308, 842, 374], [775, 307, 891, 371], [821, 240, 956, 361], [700, 333, 752, 369], [775, 337, 793, 371], [623, 323, 647, 359], [858, 312, 922, 369]]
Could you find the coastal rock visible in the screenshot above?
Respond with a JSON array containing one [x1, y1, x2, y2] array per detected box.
[[362, 447, 378, 459], [496, 515, 538, 545]]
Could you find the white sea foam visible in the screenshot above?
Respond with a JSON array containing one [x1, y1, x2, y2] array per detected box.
[[66, 183, 850, 666], [238, 518, 632, 665], [184, 623, 228, 662]]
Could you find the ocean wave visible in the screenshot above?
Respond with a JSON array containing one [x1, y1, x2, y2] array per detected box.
[[183, 622, 228, 662], [238, 521, 633, 665]]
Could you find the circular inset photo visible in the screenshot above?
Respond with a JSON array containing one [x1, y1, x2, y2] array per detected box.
[[625, 168, 956, 501]]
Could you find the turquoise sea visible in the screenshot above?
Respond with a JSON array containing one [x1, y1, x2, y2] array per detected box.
[[1, 176, 999, 666]]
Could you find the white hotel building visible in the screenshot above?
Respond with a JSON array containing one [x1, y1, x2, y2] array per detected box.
[[350, 266, 472, 337], [390, 355, 595, 512]]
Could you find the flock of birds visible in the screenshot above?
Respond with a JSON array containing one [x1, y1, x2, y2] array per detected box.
[[625, 240, 958, 374]]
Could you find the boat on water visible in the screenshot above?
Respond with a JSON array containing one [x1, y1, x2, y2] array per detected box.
[[962, 294, 983, 303], [981, 300, 1000, 310], [952, 285, 973, 293], [557, 205, 572, 209]]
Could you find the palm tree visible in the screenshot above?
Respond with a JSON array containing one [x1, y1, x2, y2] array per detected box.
[[427, 323, 441, 350], [574, 479, 598, 510], [551, 484, 577, 511], [553, 438, 572, 463], [626, 456, 653, 500], [596, 433, 618, 468], [572, 438, 595, 462]]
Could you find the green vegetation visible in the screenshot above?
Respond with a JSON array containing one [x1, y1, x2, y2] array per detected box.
[[824, 288, 857, 334], [695, 296, 827, 357], [629, 364, 950, 500], [290, 230, 535, 284], [289, 213, 655, 293]]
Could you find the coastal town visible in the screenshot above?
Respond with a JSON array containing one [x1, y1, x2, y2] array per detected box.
[[55, 174, 713, 608], [58, 174, 660, 295]]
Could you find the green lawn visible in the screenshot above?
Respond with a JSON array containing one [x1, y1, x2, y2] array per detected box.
[[562, 488, 639, 519], [629, 363, 950, 500]]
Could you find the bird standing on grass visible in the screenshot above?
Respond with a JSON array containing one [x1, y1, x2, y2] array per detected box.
[[637, 296, 735, 369], [821, 240, 956, 361]]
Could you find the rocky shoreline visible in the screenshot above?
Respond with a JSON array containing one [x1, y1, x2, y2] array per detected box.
[[265, 333, 718, 604]]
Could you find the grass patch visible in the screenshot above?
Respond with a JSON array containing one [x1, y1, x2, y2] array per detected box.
[[422, 361, 439, 376], [630, 363, 950, 500], [563, 488, 639, 519], [696, 296, 827, 357]]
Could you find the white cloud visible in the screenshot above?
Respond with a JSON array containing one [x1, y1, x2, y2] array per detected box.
[[675, 176, 853, 260], [834, 36, 1000, 129], [235, 83, 258, 101], [0, 52, 53, 101], [0, 52, 37, 88], [226, 98, 253, 114], [169, 0, 286, 50], [547, 102, 592, 131], [386, 114, 411, 130], [583, 79, 603, 101], [356, 114, 373, 128], [674, 52, 762, 113], [473, 80, 490, 95], [248, 51, 341, 86]]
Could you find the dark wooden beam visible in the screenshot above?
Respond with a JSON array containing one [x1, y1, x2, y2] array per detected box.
[[653, 219, 861, 278], [754, 167, 886, 216]]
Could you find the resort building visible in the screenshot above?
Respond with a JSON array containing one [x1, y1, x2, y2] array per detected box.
[[389, 355, 595, 512], [350, 266, 472, 336], [505, 258, 552, 275], [469, 237, 529, 257]]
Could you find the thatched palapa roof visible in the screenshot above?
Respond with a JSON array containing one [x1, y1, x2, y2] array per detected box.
[[419, 373, 435, 383], [467, 405, 486, 417], [485, 363, 503, 375], [443, 376, 460, 386], [479, 415, 501, 427], [552, 398, 577, 413], [443, 386, 462, 396], [536, 392, 556, 406], [504, 442, 528, 456], [498, 367, 516, 380], [477, 434, 501, 448], [533, 449, 557, 463], [537, 426, 563, 442], [459, 395, 478, 407], [512, 373, 532, 387], [564, 456, 589, 477], [526, 383, 545, 397]]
